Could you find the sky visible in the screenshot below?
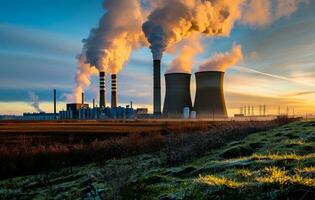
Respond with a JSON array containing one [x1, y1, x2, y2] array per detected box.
[[0, 0, 314, 116]]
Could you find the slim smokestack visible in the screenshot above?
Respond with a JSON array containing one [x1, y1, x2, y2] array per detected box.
[[194, 71, 227, 118], [163, 73, 192, 117], [153, 60, 161, 115], [99, 71, 106, 108], [81, 92, 84, 104], [111, 74, 118, 108], [53, 89, 56, 119], [93, 99, 95, 108]]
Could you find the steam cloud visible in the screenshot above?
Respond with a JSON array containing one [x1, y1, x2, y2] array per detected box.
[[142, 0, 244, 60], [199, 44, 243, 72], [70, 54, 98, 103], [166, 34, 203, 74], [28, 92, 44, 113], [71, 0, 147, 102], [69, 0, 306, 100], [83, 0, 146, 74]]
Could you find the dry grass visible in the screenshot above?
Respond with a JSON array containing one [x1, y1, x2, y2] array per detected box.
[[198, 175, 241, 188], [0, 119, 292, 179]]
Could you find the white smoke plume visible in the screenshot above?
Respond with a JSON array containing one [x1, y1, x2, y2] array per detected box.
[[66, 53, 98, 103], [28, 92, 44, 113], [83, 0, 147, 74], [142, 0, 244, 60], [166, 34, 203, 74], [70, 0, 148, 103], [70, 0, 307, 98], [143, 0, 307, 60], [199, 44, 243, 72]]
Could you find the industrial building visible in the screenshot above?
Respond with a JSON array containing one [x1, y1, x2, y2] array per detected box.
[[60, 73, 135, 120], [59, 106, 135, 120], [23, 112, 57, 120], [19, 60, 231, 120]]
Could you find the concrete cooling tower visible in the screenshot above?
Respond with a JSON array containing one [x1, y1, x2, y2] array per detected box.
[[163, 73, 192, 117], [194, 71, 227, 118]]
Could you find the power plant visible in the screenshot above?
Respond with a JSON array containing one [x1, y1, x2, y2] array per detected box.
[[21, 66, 230, 120], [163, 73, 192, 117], [194, 71, 227, 118]]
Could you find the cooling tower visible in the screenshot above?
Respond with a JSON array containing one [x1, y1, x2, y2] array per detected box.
[[163, 73, 192, 117], [99, 71, 106, 108], [111, 74, 118, 108], [194, 71, 227, 118], [153, 60, 161, 115]]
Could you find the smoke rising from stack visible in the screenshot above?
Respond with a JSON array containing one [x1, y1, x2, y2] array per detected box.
[[71, 0, 148, 106], [83, 0, 146, 74], [199, 44, 243, 72], [166, 34, 203, 74], [28, 92, 43, 113], [68, 0, 306, 111], [70, 54, 98, 103], [142, 0, 244, 59]]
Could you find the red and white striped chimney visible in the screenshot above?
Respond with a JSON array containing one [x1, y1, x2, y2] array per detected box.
[[111, 74, 117, 108], [99, 71, 106, 108]]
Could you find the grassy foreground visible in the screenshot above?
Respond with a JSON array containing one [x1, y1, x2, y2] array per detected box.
[[0, 120, 314, 199], [122, 120, 315, 199]]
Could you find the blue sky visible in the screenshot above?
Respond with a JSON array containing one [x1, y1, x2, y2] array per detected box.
[[0, 0, 314, 115]]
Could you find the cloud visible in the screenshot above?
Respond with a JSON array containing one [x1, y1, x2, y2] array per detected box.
[[281, 91, 315, 97], [235, 66, 315, 87], [249, 51, 259, 60], [0, 24, 80, 57], [166, 34, 203, 74], [242, 0, 272, 27], [241, 0, 309, 27], [0, 53, 75, 90], [274, 0, 309, 20], [199, 44, 243, 72]]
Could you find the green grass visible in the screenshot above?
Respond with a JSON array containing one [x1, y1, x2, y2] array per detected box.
[[0, 120, 314, 199], [120, 120, 315, 199]]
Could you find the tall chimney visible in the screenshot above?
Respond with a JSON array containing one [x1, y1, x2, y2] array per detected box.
[[111, 74, 118, 108], [153, 60, 161, 115], [194, 71, 227, 118], [81, 92, 84, 105], [53, 89, 57, 119], [163, 73, 192, 118], [93, 99, 95, 108], [99, 71, 106, 108]]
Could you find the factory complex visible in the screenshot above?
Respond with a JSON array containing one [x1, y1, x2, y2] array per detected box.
[[19, 58, 230, 121]]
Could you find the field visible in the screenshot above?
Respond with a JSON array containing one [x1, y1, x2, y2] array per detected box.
[[1, 118, 314, 199]]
